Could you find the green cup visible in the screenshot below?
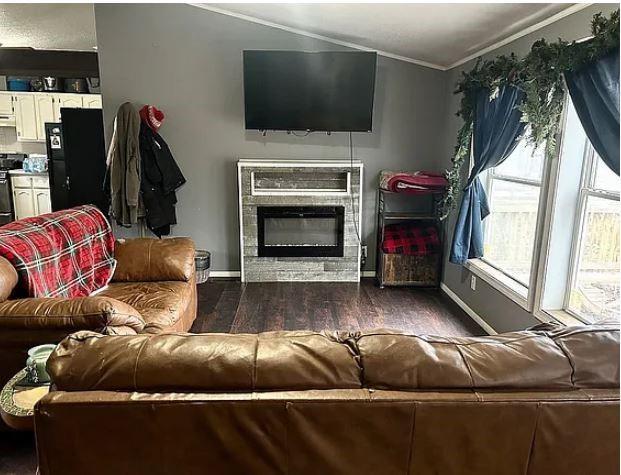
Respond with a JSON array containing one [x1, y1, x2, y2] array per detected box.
[[26, 344, 56, 384]]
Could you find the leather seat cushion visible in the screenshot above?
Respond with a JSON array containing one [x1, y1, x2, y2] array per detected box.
[[99, 281, 192, 330]]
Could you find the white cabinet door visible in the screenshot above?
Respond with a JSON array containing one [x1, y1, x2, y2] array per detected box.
[[13, 188, 35, 220], [83, 95, 102, 109], [34, 94, 55, 141], [34, 188, 52, 215], [14, 94, 38, 142], [0, 92, 13, 116], [53, 94, 84, 121]]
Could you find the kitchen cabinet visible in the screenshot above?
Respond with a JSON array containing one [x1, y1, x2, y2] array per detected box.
[[34, 94, 55, 141], [11, 174, 52, 220], [83, 95, 102, 109], [6, 92, 101, 143], [14, 94, 38, 142], [53, 94, 84, 121], [34, 188, 52, 215], [0, 92, 13, 116], [13, 188, 36, 220]]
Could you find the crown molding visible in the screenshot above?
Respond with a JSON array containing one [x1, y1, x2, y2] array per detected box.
[[189, 3, 447, 71], [445, 3, 594, 70], [190, 3, 593, 72]]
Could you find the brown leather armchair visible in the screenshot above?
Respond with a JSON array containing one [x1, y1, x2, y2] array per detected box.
[[0, 237, 197, 412], [36, 323, 619, 475]]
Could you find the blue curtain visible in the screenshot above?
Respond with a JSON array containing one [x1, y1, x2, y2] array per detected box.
[[449, 85, 527, 264], [565, 50, 620, 175]]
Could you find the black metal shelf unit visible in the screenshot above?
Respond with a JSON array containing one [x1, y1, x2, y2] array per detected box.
[[375, 188, 445, 289]]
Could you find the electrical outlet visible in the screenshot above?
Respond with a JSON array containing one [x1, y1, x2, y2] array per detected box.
[[470, 275, 477, 291], [361, 245, 368, 260]]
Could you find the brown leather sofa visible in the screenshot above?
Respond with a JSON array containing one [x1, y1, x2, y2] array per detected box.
[[0, 237, 197, 413], [36, 322, 619, 475]]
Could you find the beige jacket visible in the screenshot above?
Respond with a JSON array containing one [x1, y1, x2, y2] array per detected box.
[[107, 102, 141, 226]]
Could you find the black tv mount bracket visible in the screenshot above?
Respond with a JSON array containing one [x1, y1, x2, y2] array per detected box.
[[257, 130, 333, 136]]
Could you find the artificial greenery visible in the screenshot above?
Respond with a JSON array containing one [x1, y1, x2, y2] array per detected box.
[[438, 10, 619, 220]]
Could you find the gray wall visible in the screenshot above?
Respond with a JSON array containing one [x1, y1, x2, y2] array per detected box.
[[439, 4, 617, 332], [95, 3, 613, 333], [94, 4, 447, 272]]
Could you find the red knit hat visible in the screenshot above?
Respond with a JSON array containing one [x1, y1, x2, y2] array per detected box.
[[139, 105, 165, 131]]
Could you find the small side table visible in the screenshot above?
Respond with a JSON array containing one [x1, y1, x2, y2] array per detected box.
[[0, 368, 50, 431]]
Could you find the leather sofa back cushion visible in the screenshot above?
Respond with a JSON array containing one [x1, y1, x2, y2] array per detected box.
[[112, 237, 195, 282], [359, 324, 619, 390], [0, 256, 18, 301], [48, 325, 619, 392], [48, 331, 362, 392]]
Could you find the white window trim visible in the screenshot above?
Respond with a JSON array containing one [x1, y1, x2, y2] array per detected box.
[[563, 144, 620, 323], [531, 98, 572, 325]]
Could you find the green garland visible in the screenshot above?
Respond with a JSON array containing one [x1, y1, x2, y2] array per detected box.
[[438, 10, 619, 220]]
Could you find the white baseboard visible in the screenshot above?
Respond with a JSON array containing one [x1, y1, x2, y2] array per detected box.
[[209, 271, 241, 278], [210, 270, 376, 279], [440, 283, 497, 335]]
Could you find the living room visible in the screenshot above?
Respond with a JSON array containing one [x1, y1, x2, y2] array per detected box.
[[0, 2, 619, 474]]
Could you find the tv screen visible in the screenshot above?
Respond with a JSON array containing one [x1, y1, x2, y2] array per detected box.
[[243, 51, 377, 132]]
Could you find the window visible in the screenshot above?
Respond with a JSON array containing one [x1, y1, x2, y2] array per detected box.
[[481, 138, 545, 287], [466, 95, 619, 324], [566, 148, 620, 322]]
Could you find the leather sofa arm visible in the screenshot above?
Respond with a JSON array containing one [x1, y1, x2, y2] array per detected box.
[[0, 296, 145, 334], [113, 238, 195, 283], [0, 256, 18, 302]]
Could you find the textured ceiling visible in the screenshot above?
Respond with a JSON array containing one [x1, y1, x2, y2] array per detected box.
[[0, 3, 96, 51], [204, 3, 576, 69]]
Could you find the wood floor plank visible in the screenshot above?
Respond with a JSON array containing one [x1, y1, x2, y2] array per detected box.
[[197, 281, 245, 333], [194, 278, 484, 336]]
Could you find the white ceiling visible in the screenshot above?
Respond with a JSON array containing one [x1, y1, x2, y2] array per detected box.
[[203, 3, 581, 69], [0, 3, 96, 51]]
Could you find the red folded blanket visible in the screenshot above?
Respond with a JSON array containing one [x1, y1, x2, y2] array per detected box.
[[0, 205, 116, 298], [382, 222, 440, 256], [379, 170, 448, 194]]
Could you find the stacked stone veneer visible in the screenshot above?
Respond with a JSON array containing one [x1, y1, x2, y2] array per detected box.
[[238, 159, 362, 282]]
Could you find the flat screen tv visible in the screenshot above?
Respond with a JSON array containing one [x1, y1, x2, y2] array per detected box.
[[243, 50, 377, 132]]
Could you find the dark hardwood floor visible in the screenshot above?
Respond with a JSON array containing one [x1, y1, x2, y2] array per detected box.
[[1, 279, 482, 474], [190, 278, 483, 336]]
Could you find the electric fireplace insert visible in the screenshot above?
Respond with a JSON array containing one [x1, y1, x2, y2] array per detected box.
[[257, 206, 344, 257]]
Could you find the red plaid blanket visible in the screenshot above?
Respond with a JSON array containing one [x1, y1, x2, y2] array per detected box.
[[382, 222, 440, 256], [0, 205, 116, 298]]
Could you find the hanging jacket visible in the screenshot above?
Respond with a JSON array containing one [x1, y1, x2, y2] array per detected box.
[[138, 122, 186, 237], [106, 102, 141, 227]]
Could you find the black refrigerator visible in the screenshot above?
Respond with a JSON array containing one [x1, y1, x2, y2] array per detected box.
[[45, 108, 109, 214]]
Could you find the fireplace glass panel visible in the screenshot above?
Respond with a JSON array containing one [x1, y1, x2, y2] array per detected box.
[[264, 217, 338, 247], [257, 206, 344, 257]]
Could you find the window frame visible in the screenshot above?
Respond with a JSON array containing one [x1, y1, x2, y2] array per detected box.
[[464, 93, 619, 324], [465, 135, 550, 311], [481, 164, 544, 288], [563, 144, 620, 322]]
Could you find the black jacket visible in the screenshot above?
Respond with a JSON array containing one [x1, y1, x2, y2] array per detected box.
[[138, 122, 186, 237]]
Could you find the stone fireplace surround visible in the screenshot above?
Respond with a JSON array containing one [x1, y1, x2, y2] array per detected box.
[[238, 159, 363, 282]]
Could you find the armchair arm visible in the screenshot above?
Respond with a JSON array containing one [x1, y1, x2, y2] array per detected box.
[[0, 296, 145, 334], [113, 237, 195, 283], [0, 256, 18, 302]]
